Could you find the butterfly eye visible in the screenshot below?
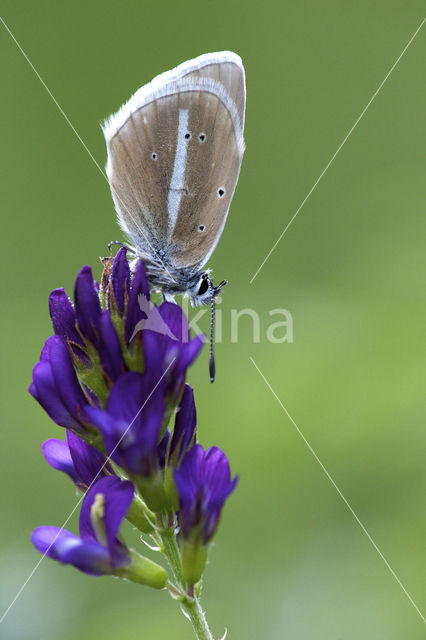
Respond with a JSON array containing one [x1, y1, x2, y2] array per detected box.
[[198, 278, 209, 296], [198, 224, 206, 233], [184, 132, 192, 140], [151, 152, 158, 160], [217, 187, 225, 198], [198, 133, 206, 143]]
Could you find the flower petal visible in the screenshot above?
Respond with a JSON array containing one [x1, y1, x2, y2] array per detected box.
[[110, 247, 130, 316], [157, 302, 190, 343], [29, 358, 83, 432], [42, 438, 79, 484], [175, 444, 238, 544], [31, 526, 112, 575], [31, 526, 81, 561], [49, 288, 83, 346], [98, 311, 124, 381], [49, 336, 91, 421], [86, 372, 165, 476], [29, 336, 93, 434], [74, 266, 101, 345], [79, 476, 133, 567], [61, 540, 112, 575], [177, 335, 204, 371], [170, 385, 197, 463], [125, 260, 150, 344], [67, 430, 113, 487], [142, 304, 204, 404]]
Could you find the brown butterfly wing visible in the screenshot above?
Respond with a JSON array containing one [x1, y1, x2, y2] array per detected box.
[[103, 52, 245, 269], [105, 96, 180, 258], [175, 53, 246, 131], [167, 86, 244, 269]]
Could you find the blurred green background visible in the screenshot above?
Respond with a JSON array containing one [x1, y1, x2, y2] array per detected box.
[[1, 2, 425, 638]]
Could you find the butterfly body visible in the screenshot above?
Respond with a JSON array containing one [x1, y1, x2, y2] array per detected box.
[[136, 252, 211, 306]]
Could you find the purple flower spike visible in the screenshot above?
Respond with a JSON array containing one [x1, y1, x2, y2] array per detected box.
[[86, 371, 165, 477], [109, 247, 130, 316], [174, 444, 238, 545], [31, 476, 133, 576], [170, 385, 197, 465], [42, 430, 114, 490], [29, 336, 92, 435]]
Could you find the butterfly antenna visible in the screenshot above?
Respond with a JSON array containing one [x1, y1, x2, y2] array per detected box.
[[208, 278, 227, 383], [209, 283, 216, 383]]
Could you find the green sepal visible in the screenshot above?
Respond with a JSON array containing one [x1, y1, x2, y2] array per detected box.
[[72, 343, 109, 408], [181, 539, 208, 586], [134, 473, 167, 513], [159, 386, 184, 443], [163, 465, 179, 513], [123, 331, 144, 372], [122, 550, 167, 589], [126, 494, 156, 534]]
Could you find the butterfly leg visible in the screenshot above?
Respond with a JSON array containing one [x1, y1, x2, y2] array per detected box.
[[162, 291, 176, 304], [107, 240, 136, 255]]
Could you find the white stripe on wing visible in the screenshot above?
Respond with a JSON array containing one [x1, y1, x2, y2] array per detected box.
[[167, 108, 189, 239]]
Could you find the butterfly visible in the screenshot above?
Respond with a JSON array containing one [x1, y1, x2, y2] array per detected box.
[[102, 51, 246, 380]]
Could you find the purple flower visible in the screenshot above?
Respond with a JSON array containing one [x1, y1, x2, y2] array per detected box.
[[173, 445, 238, 584], [73, 265, 102, 346], [159, 385, 197, 513], [97, 311, 125, 382], [42, 429, 114, 490], [142, 302, 203, 404], [31, 476, 133, 576], [169, 385, 197, 465], [108, 247, 131, 317], [86, 371, 166, 481], [31, 476, 167, 587], [124, 258, 150, 342], [49, 288, 83, 349], [29, 336, 94, 436], [174, 445, 238, 545]]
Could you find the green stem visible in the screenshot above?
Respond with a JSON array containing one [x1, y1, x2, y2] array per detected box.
[[160, 523, 184, 586], [180, 597, 215, 640], [158, 519, 215, 640]]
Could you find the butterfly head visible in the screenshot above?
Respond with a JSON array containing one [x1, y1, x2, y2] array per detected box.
[[188, 273, 227, 383], [189, 272, 227, 307]]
